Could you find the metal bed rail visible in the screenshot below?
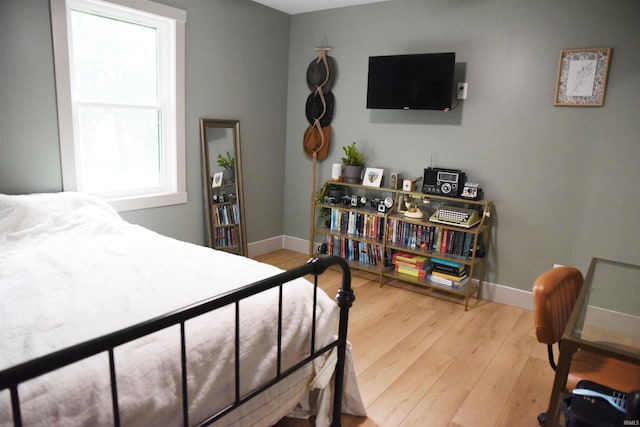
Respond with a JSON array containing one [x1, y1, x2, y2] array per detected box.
[[0, 256, 354, 427]]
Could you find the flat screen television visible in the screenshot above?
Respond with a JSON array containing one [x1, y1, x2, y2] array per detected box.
[[366, 52, 456, 111]]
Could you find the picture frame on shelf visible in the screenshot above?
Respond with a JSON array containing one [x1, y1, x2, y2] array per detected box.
[[554, 48, 611, 107], [362, 167, 384, 187], [212, 171, 223, 187]]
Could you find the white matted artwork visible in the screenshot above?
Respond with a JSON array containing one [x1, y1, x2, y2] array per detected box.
[[554, 48, 611, 107], [212, 172, 223, 187], [362, 167, 384, 187]]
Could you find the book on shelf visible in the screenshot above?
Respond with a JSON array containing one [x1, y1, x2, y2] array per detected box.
[[435, 227, 444, 252], [430, 257, 463, 268], [395, 265, 427, 279], [440, 229, 449, 253], [427, 273, 469, 288], [392, 251, 429, 269], [432, 266, 467, 278], [430, 260, 466, 276], [431, 270, 468, 282], [430, 259, 467, 276], [394, 260, 425, 271]]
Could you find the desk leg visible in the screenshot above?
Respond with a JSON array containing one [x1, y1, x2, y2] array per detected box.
[[546, 342, 578, 426]]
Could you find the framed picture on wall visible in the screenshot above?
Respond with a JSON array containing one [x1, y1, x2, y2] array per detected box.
[[362, 167, 384, 187], [554, 48, 611, 107]]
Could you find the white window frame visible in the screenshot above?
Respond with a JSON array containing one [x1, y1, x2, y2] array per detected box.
[[51, 0, 187, 212]]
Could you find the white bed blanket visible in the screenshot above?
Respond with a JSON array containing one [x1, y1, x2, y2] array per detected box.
[[0, 192, 358, 426]]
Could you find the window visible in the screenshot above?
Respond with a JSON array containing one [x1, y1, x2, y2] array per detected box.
[[51, 0, 187, 211]]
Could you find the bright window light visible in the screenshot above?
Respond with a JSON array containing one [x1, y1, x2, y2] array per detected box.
[[51, 0, 187, 211]]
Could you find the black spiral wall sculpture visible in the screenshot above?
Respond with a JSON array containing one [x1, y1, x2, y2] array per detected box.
[[303, 48, 336, 161]]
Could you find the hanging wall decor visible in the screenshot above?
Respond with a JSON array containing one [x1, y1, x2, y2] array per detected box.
[[305, 43, 337, 255], [554, 48, 611, 107], [303, 46, 336, 161]]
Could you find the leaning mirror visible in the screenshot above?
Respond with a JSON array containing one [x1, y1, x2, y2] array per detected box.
[[199, 119, 248, 256]]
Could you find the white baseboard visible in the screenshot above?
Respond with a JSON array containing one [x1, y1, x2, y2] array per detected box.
[[480, 280, 532, 311], [247, 236, 285, 258], [247, 235, 312, 258], [250, 235, 534, 311], [283, 235, 313, 255]]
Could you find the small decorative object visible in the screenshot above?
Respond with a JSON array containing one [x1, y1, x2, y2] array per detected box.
[[341, 141, 365, 184], [554, 48, 611, 107], [362, 167, 383, 187], [403, 179, 417, 192], [331, 163, 343, 181], [403, 195, 424, 219], [461, 182, 481, 200], [389, 172, 402, 190], [212, 172, 223, 188], [377, 196, 394, 213]]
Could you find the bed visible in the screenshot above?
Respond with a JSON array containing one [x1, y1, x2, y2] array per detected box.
[[0, 192, 364, 427]]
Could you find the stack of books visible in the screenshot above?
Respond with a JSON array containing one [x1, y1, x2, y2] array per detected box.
[[392, 252, 429, 279], [427, 258, 469, 288]]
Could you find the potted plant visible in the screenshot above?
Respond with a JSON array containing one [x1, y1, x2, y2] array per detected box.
[[217, 151, 235, 183], [341, 142, 365, 184]]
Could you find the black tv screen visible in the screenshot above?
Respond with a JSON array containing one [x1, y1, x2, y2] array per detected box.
[[366, 52, 456, 111]]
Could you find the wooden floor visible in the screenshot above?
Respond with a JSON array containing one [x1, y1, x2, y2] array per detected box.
[[256, 250, 554, 427]]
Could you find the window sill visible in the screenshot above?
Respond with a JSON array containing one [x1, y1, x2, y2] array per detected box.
[[106, 192, 188, 212]]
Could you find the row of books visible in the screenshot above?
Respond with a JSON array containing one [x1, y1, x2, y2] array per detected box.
[[212, 203, 239, 226], [386, 219, 476, 257], [329, 209, 385, 242], [392, 252, 469, 288], [325, 235, 383, 266], [215, 226, 239, 247]]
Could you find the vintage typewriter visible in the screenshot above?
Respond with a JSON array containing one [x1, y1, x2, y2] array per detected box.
[[429, 205, 481, 228]]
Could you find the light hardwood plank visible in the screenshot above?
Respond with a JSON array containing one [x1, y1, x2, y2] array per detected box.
[[398, 381, 469, 427], [494, 357, 556, 427], [365, 348, 455, 426], [452, 314, 537, 426]]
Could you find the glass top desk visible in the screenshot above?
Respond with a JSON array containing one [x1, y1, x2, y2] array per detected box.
[[546, 258, 640, 426]]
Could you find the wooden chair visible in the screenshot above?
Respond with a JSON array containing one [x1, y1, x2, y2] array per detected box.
[[532, 266, 640, 425]]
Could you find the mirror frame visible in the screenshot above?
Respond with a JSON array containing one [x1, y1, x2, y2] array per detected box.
[[199, 118, 248, 256]]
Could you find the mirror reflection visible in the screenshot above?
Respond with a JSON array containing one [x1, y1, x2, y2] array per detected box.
[[199, 118, 247, 256]]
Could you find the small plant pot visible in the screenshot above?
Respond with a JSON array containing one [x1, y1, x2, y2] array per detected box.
[[222, 168, 235, 184], [343, 165, 364, 184]]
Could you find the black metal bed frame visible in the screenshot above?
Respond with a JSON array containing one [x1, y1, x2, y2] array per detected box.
[[0, 256, 354, 427]]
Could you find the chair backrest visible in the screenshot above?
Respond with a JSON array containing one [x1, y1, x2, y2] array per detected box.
[[532, 266, 584, 345]]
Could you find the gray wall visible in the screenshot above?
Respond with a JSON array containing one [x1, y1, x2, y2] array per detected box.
[[2, 0, 639, 294], [0, 0, 290, 245], [283, 0, 640, 291]]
